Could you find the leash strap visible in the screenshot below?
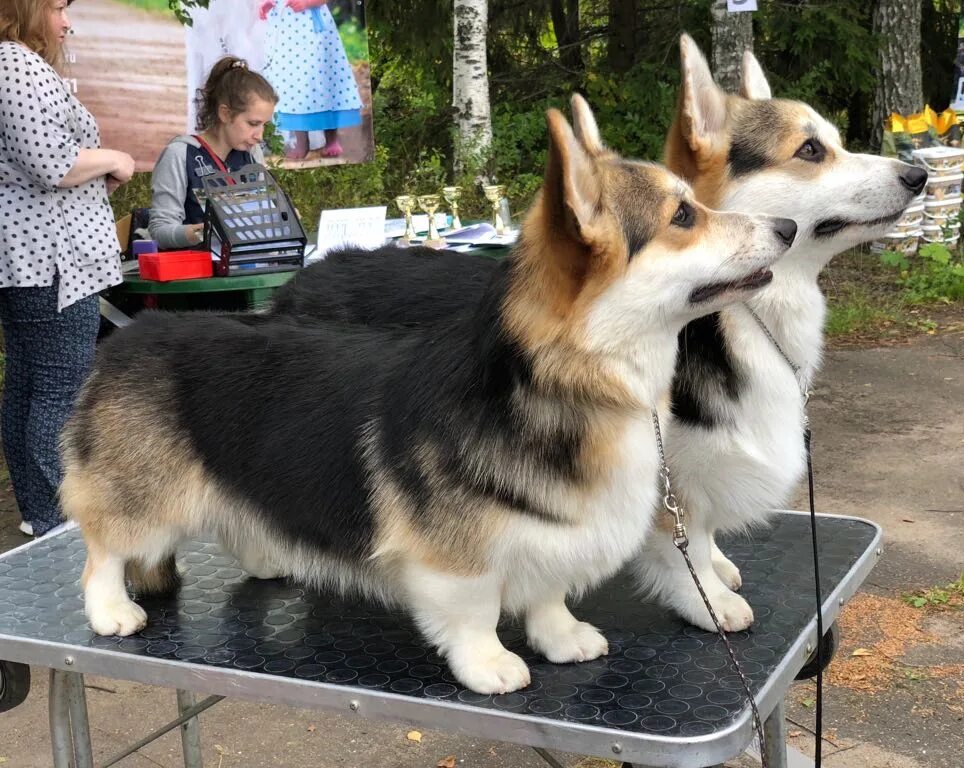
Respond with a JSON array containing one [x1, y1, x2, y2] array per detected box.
[[747, 305, 824, 767], [651, 411, 769, 768]]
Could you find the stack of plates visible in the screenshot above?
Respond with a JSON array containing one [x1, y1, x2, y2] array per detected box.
[[913, 146, 964, 247]]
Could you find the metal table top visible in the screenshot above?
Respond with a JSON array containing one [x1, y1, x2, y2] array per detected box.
[[0, 512, 880, 767]]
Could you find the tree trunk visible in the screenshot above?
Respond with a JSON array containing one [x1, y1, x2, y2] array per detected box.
[[871, 0, 924, 151], [607, 0, 637, 74], [453, 0, 492, 173], [710, 1, 754, 93], [549, 0, 584, 75]]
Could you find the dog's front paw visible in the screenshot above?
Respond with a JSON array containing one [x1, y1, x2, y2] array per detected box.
[[680, 589, 754, 634], [712, 555, 743, 591], [87, 598, 147, 636], [531, 621, 609, 664], [450, 648, 531, 694]]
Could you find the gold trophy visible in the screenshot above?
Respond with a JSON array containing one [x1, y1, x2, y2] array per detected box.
[[416, 194, 446, 248], [482, 184, 507, 235], [394, 194, 417, 244], [441, 185, 463, 230]]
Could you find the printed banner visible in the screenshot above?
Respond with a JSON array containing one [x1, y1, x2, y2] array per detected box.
[[65, 0, 374, 171], [727, 0, 758, 12]]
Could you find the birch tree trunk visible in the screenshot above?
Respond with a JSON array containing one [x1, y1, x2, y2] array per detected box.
[[453, 0, 492, 173], [710, 1, 754, 93], [871, 0, 924, 151]]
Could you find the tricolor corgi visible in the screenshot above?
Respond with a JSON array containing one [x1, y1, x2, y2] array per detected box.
[[269, 44, 925, 633], [61, 98, 794, 693]]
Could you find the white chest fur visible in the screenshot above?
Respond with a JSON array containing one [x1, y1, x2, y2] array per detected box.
[[667, 280, 824, 531], [495, 411, 662, 611]]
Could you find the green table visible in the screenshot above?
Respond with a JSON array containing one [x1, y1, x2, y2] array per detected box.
[[102, 270, 296, 324], [101, 242, 510, 327]]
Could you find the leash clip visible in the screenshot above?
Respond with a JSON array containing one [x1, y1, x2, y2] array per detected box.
[[661, 469, 688, 548]]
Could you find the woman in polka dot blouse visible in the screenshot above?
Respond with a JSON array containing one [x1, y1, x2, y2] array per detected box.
[[0, 0, 135, 537], [258, 0, 362, 160]]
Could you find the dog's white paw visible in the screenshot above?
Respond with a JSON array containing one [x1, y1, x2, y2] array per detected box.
[[532, 621, 609, 664], [712, 555, 743, 591], [451, 649, 531, 694], [87, 598, 147, 637], [680, 589, 754, 634]]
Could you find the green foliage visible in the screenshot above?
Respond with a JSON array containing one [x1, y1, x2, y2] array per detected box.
[[880, 240, 964, 304], [902, 574, 964, 608], [337, 19, 370, 66], [113, 0, 177, 12], [167, 0, 208, 25]]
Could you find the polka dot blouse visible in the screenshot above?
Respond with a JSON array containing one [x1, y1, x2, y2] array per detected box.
[[0, 42, 121, 310]]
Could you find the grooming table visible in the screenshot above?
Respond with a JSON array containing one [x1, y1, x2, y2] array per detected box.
[[0, 511, 880, 768]]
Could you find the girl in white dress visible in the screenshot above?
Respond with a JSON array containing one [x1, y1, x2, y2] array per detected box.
[[258, 0, 362, 160]]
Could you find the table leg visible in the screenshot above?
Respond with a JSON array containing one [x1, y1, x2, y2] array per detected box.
[[762, 699, 789, 768], [49, 668, 94, 768], [49, 669, 72, 768], [245, 287, 275, 311], [177, 689, 204, 768]]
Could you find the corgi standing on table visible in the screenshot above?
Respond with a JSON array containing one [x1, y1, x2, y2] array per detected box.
[[259, 0, 362, 160]]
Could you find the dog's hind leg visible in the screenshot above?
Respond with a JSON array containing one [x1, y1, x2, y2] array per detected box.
[[220, 535, 284, 580], [710, 535, 743, 590], [402, 561, 530, 694], [126, 554, 181, 596], [524, 590, 609, 664]]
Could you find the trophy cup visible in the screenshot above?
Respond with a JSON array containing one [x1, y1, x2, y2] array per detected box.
[[482, 184, 507, 235], [416, 194, 446, 248], [394, 194, 417, 244], [441, 185, 463, 230]]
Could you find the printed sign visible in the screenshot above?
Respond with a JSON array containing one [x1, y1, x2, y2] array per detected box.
[[66, 0, 373, 172]]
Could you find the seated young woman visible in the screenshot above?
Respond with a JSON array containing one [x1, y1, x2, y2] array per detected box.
[[149, 56, 278, 250]]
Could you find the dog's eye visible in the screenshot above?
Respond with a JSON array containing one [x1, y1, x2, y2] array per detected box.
[[672, 202, 694, 229], [795, 139, 825, 162]]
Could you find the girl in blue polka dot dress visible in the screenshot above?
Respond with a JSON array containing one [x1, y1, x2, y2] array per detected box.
[[258, 0, 362, 160]]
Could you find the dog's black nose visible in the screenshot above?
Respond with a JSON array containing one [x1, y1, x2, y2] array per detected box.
[[773, 217, 797, 247], [899, 165, 927, 195]]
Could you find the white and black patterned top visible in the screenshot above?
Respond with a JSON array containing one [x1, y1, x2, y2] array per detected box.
[[0, 41, 121, 310]]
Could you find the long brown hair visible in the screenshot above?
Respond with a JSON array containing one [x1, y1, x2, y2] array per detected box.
[[195, 56, 278, 132], [0, 0, 73, 66]]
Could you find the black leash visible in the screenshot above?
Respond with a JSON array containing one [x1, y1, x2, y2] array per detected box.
[[748, 306, 824, 768], [651, 411, 770, 768]]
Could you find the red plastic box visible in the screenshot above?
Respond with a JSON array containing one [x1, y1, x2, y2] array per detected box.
[[138, 250, 213, 282]]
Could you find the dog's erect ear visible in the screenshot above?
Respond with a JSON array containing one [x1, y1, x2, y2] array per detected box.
[[678, 33, 727, 155], [571, 93, 605, 156], [740, 50, 772, 100], [545, 108, 603, 246]]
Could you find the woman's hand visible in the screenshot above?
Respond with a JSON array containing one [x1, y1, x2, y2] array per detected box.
[[285, 0, 327, 10], [258, 0, 277, 19], [110, 151, 136, 184]]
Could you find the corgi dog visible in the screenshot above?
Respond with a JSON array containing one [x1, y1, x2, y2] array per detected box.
[[634, 35, 925, 631], [61, 98, 794, 694], [268, 45, 926, 634]]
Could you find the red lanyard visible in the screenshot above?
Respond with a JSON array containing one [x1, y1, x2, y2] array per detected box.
[[193, 135, 236, 184]]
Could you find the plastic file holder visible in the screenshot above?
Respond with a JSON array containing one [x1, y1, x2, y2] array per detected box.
[[201, 164, 306, 276]]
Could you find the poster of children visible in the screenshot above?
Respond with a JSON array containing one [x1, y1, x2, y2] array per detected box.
[[65, 0, 373, 171]]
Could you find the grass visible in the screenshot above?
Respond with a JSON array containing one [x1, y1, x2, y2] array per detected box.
[[902, 574, 964, 609], [112, 0, 172, 12], [825, 286, 899, 337]]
